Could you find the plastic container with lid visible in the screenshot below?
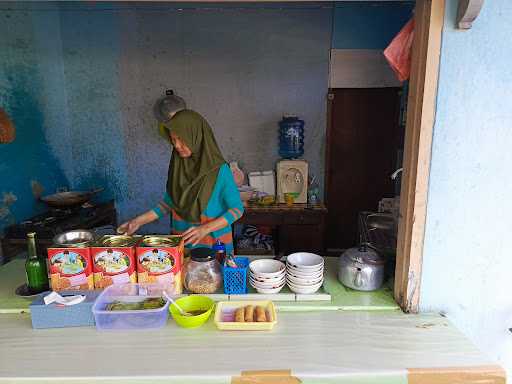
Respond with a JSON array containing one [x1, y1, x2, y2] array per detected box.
[[184, 248, 222, 294], [248, 171, 275, 196], [92, 283, 170, 330]]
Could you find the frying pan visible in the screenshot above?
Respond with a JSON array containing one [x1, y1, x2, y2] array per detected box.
[[40, 188, 104, 208]]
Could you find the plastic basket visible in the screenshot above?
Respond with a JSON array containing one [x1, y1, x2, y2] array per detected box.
[[223, 257, 249, 294], [92, 283, 170, 330]]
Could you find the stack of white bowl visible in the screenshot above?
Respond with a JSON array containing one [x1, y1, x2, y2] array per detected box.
[[249, 259, 286, 294], [286, 252, 324, 294]]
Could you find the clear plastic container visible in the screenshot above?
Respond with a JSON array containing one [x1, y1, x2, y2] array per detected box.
[[184, 248, 222, 294], [92, 283, 170, 330]]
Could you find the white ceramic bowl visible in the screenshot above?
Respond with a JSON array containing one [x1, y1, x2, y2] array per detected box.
[[249, 259, 286, 278], [250, 276, 285, 288], [286, 252, 324, 270], [287, 280, 323, 294], [286, 267, 324, 277], [286, 274, 323, 286], [250, 272, 285, 284], [253, 284, 285, 294]]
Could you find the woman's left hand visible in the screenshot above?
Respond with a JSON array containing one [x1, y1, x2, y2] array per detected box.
[[182, 225, 210, 246]]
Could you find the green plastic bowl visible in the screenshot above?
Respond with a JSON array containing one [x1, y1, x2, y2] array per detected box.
[[169, 296, 215, 328]]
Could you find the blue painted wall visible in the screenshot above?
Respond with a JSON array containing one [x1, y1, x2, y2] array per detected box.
[[332, 1, 414, 49], [0, 1, 413, 235], [0, 2, 332, 234], [420, 0, 512, 374], [0, 4, 68, 232]]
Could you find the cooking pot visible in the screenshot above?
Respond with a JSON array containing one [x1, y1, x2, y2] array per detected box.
[[153, 89, 186, 124], [338, 243, 385, 291]]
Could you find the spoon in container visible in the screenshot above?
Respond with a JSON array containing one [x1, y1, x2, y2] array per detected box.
[[163, 291, 193, 317]]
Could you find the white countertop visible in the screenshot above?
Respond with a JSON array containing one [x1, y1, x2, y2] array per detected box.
[[0, 311, 504, 383]]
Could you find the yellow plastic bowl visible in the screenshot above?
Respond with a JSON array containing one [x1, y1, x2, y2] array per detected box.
[[169, 296, 215, 328]]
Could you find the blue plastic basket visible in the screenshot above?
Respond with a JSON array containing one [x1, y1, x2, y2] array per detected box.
[[223, 257, 249, 294]]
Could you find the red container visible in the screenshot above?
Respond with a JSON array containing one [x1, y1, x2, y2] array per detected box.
[[90, 235, 140, 289], [47, 247, 94, 291], [136, 235, 184, 294]]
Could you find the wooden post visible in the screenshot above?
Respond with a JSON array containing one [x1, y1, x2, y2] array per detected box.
[[394, 0, 445, 313]]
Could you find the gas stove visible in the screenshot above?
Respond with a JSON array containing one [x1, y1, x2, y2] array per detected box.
[[1, 200, 117, 259]]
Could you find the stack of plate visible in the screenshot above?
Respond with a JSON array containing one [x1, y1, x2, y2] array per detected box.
[[249, 259, 286, 294], [286, 252, 324, 294]]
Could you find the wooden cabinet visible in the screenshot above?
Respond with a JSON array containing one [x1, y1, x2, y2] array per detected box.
[[236, 204, 327, 255], [279, 224, 324, 254], [326, 88, 401, 250]]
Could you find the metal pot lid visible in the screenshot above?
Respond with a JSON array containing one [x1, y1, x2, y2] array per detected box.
[[100, 235, 138, 247], [341, 244, 385, 266], [153, 90, 186, 124], [142, 236, 181, 247]]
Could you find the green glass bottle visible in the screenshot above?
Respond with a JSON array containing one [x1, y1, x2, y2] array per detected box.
[[25, 232, 49, 294]]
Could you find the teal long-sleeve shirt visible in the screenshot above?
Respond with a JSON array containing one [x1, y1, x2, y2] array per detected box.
[[152, 163, 244, 253]]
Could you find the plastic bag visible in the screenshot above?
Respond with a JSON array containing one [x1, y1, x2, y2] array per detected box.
[[384, 18, 415, 82]]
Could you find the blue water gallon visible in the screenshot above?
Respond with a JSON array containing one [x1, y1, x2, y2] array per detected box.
[[278, 115, 304, 159]]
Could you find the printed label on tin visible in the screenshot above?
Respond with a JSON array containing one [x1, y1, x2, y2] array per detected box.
[[155, 273, 174, 284], [68, 273, 87, 286], [94, 249, 130, 274], [139, 249, 175, 274], [111, 272, 130, 284], [50, 251, 87, 276]]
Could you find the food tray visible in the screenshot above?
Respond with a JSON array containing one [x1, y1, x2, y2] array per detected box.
[[214, 300, 277, 331], [92, 283, 170, 330]]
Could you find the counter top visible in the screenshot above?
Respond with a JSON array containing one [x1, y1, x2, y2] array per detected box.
[[0, 256, 33, 313], [0, 311, 504, 383], [0, 257, 399, 313]]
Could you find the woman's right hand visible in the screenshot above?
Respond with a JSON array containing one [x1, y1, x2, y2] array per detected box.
[[117, 218, 141, 235], [116, 210, 159, 235]]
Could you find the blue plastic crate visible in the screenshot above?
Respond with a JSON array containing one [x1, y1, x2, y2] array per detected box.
[[223, 257, 249, 294]]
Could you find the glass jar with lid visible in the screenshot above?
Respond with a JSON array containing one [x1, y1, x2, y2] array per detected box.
[[184, 248, 222, 294]]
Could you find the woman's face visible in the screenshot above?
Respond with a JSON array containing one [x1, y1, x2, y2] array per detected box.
[[170, 132, 192, 158]]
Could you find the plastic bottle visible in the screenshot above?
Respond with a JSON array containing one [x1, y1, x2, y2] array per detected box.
[[278, 115, 304, 159], [212, 240, 226, 266]]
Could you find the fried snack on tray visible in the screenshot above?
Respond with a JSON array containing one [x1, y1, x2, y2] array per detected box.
[[244, 305, 254, 322], [255, 306, 266, 322], [235, 307, 245, 322]]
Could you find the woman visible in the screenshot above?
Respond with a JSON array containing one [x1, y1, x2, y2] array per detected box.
[[117, 100, 244, 254]]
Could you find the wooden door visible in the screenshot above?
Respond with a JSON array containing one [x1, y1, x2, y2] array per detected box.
[[326, 88, 401, 251]]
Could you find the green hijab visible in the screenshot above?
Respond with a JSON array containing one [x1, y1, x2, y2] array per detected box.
[[162, 110, 226, 223]]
